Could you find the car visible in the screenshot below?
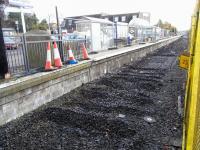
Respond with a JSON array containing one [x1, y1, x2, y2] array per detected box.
[[62, 34, 76, 40], [50, 35, 59, 41], [4, 37, 18, 50]]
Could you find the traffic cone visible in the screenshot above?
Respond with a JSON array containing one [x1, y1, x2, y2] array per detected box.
[[67, 45, 78, 64], [53, 42, 63, 68], [81, 43, 90, 60], [45, 42, 54, 71]]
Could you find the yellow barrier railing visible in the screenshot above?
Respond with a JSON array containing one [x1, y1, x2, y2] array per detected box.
[[182, 0, 200, 149]]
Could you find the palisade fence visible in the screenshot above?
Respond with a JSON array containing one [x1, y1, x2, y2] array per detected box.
[[5, 34, 91, 77]]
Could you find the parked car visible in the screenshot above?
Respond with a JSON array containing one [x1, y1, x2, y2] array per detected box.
[[4, 37, 18, 50], [62, 34, 76, 40], [50, 34, 59, 41]]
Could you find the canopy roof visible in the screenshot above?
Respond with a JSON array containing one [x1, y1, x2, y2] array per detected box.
[[9, 0, 33, 8], [129, 18, 151, 28], [4, 0, 33, 14], [76, 16, 114, 24]]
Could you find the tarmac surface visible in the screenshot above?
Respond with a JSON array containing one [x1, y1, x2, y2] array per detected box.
[[0, 38, 188, 150]]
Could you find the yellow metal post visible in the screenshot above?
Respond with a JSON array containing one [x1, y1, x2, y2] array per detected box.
[[182, 0, 200, 149]]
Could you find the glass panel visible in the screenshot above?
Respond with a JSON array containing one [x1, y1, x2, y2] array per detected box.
[[122, 16, 126, 22]]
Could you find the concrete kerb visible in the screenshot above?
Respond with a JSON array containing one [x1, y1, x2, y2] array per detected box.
[[0, 60, 92, 99]]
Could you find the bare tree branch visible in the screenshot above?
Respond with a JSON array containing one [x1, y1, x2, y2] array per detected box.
[[0, 0, 9, 5]]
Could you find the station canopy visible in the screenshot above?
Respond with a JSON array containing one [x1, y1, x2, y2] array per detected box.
[[75, 16, 114, 25], [129, 18, 152, 28]]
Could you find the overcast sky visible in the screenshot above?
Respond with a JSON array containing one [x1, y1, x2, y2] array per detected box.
[[31, 0, 196, 31]]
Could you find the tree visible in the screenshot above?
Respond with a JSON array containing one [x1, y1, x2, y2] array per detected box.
[[31, 19, 48, 31], [0, 0, 8, 4], [156, 19, 177, 34], [38, 19, 48, 30], [2, 13, 39, 32], [25, 14, 39, 31], [157, 19, 163, 28], [5, 12, 22, 32], [2, 11, 49, 31]]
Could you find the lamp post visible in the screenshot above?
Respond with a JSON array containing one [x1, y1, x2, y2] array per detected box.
[[48, 14, 51, 31], [55, 6, 64, 61], [55, 6, 60, 34]]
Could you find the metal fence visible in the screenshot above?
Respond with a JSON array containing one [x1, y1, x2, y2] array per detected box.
[[5, 34, 90, 77], [5, 31, 138, 77], [4, 28, 170, 77], [5, 35, 27, 76]]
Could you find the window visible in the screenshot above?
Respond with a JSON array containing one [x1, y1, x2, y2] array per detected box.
[[132, 15, 137, 19], [68, 19, 72, 25], [122, 16, 126, 22], [114, 16, 119, 22]]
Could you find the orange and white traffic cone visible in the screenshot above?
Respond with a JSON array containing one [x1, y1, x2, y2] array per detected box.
[[81, 43, 90, 60], [45, 42, 54, 71], [53, 42, 63, 68], [67, 45, 78, 64]]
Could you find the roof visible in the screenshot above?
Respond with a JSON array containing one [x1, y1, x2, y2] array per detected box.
[[4, 6, 33, 13], [103, 12, 140, 17], [129, 18, 151, 28], [9, 0, 33, 8], [64, 12, 141, 19], [2, 28, 16, 31], [75, 16, 114, 24], [65, 13, 104, 19]]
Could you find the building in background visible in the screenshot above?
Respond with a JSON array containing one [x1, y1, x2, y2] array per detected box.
[[102, 12, 150, 23], [62, 12, 150, 33], [76, 16, 114, 52]]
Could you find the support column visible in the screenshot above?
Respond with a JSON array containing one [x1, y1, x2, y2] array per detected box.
[[0, 17, 9, 79], [20, 7, 26, 33]]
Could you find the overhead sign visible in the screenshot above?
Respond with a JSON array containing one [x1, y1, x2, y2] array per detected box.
[[9, 0, 33, 8]]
